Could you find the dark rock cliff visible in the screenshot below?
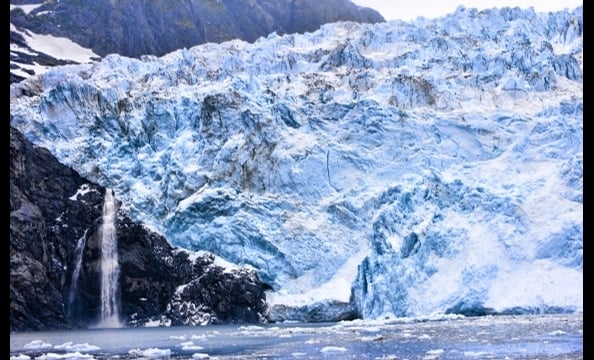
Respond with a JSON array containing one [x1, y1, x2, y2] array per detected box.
[[10, 126, 269, 331], [10, 0, 384, 59]]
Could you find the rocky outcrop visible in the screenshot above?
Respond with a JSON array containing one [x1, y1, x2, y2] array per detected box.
[[162, 253, 270, 326], [10, 126, 96, 331], [10, 126, 270, 331]]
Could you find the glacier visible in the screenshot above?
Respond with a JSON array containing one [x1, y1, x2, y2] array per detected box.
[[10, 5, 582, 321]]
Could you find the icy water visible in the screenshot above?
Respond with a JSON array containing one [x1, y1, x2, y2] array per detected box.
[[10, 313, 582, 359]]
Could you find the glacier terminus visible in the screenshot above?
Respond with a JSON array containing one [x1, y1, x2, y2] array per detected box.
[[10, 5, 582, 323]]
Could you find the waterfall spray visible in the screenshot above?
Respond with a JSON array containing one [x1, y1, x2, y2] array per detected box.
[[98, 188, 122, 328], [67, 229, 88, 319]]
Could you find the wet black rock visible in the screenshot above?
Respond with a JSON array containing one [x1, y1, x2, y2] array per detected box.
[[10, 126, 98, 331], [164, 257, 270, 326]]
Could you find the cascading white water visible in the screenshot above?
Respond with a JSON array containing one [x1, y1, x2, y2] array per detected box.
[[67, 229, 88, 318], [98, 188, 122, 328]]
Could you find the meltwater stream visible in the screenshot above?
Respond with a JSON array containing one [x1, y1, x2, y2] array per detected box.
[[97, 188, 122, 328], [67, 229, 88, 320]]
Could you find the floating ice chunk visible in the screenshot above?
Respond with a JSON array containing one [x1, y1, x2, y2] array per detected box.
[[53, 342, 101, 352], [129, 348, 171, 358], [464, 351, 492, 357], [9, 355, 31, 360], [360, 335, 386, 342], [238, 325, 265, 331], [23, 340, 52, 350], [548, 330, 567, 336], [169, 335, 187, 340], [34, 352, 95, 359], [423, 348, 445, 360], [143, 348, 171, 358], [320, 346, 347, 353], [427, 349, 445, 354], [182, 344, 204, 351], [191, 353, 209, 359], [361, 326, 381, 333]]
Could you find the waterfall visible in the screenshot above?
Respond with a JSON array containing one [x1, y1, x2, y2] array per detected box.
[[67, 229, 88, 319], [98, 188, 122, 328]]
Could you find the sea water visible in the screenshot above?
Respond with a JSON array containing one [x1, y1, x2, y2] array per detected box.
[[10, 313, 583, 359]]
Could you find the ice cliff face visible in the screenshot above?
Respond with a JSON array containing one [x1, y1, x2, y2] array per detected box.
[[10, 5, 583, 321]]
